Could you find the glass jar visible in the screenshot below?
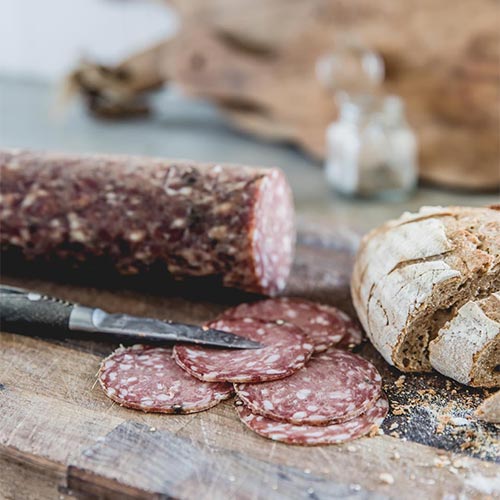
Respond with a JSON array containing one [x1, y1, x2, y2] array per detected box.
[[325, 94, 418, 199]]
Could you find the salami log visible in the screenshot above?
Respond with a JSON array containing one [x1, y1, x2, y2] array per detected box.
[[173, 318, 314, 383], [218, 298, 345, 352], [236, 395, 388, 445], [99, 345, 233, 413], [0, 149, 295, 295], [235, 349, 382, 425]]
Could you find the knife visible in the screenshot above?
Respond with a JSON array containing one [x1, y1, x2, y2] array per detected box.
[[0, 285, 261, 349]]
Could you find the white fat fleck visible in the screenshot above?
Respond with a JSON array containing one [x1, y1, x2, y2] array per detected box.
[[292, 411, 307, 419], [126, 377, 137, 383], [307, 405, 319, 411], [185, 349, 207, 358], [119, 389, 128, 397], [263, 400, 274, 410], [109, 372, 117, 381], [303, 344, 313, 350], [296, 389, 311, 400], [106, 387, 116, 395], [308, 415, 325, 422], [313, 316, 330, 326], [266, 354, 280, 363], [208, 226, 227, 239], [119, 364, 132, 371], [333, 433, 351, 441], [104, 360, 115, 369], [171, 218, 185, 228], [256, 328, 266, 335], [328, 391, 347, 399], [270, 434, 288, 440], [128, 230, 145, 242], [285, 309, 298, 318], [156, 394, 172, 401], [266, 369, 282, 374], [304, 430, 327, 438]]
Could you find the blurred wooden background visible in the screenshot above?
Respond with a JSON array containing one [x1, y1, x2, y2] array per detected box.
[[69, 0, 500, 191]]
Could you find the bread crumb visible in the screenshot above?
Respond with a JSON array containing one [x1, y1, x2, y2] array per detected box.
[[433, 457, 450, 468], [347, 445, 357, 452], [379, 473, 394, 485]]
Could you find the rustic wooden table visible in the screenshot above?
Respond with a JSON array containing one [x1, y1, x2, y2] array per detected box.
[[0, 77, 498, 499]]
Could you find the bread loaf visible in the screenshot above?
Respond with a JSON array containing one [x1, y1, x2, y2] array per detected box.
[[351, 206, 499, 386]]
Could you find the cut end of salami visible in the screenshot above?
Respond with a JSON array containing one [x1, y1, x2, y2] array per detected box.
[[99, 345, 233, 413], [235, 349, 382, 425], [173, 318, 314, 383], [236, 394, 388, 446], [218, 298, 346, 352], [246, 169, 295, 296]]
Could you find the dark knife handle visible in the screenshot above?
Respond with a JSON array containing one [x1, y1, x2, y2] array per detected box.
[[0, 289, 74, 335]]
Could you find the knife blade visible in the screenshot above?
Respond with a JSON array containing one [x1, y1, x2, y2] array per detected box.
[[0, 285, 262, 349]]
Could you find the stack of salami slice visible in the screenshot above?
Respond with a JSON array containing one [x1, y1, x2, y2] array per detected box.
[[99, 298, 387, 445]]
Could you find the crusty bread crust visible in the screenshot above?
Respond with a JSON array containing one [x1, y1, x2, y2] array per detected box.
[[429, 293, 499, 387], [351, 206, 500, 385], [475, 391, 500, 423]]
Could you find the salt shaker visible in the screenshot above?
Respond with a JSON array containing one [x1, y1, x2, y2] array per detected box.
[[317, 42, 418, 199], [325, 94, 418, 199]]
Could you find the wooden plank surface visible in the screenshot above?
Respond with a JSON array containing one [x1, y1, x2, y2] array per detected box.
[[1, 223, 499, 499]]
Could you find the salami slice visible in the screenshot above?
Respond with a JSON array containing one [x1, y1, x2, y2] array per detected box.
[[0, 149, 295, 295], [236, 394, 388, 445], [235, 349, 382, 425], [173, 318, 314, 383], [99, 345, 233, 413], [219, 298, 346, 352], [316, 304, 364, 349]]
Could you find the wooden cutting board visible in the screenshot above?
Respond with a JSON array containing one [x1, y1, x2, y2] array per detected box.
[[1, 221, 498, 500]]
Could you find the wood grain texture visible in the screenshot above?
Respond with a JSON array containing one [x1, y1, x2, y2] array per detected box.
[[1, 224, 499, 499], [69, 420, 385, 499]]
